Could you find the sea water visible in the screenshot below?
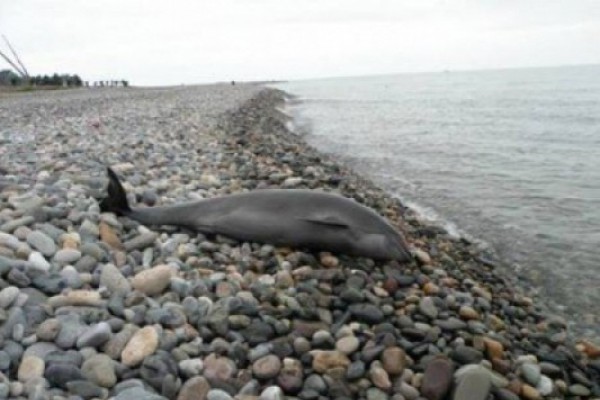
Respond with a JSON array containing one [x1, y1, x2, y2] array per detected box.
[[275, 65, 600, 335]]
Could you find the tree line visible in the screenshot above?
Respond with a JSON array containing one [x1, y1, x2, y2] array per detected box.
[[0, 69, 82, 87], [0, 69, 129, 88]]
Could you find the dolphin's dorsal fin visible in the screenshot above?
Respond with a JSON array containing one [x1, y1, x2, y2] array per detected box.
[[300, 215, 350, 228]]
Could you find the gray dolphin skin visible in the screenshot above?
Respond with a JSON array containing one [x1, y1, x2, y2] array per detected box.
[[99, 167, 412, 261]]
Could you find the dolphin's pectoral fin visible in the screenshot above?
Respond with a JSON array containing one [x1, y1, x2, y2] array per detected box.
[[300, 215, 350, 229]]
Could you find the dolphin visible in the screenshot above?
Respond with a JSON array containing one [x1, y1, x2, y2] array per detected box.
[[99, 167, 412, 261]]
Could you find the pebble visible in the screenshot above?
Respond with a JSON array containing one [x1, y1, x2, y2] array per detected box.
[[453, 365, 491, 400], [370, 362, 392, 390], [521, 363, 541, 386], [253, 355, 282, 379], [0, 351, 11, 370], [0, 286, 20, 309], [260, 386, 285, 400], [77, 321, 112, 348], [115, 387, 167, 400], [99, 221, 124, 249], [81, 353, 117, 388], [17, 355, 44, 382], [277, 358, 303, 393], [124, 232, 159, 251], [336, 335, 360, 355], [179, 358, 204, 377], [450, 345, 483, 364], [419, 296, 438, 319], [568, 383, 591, 396], [381, 346, 406, 375], [27, 251, 51, 271], [100, 263, 131, 293], [66, 380, 107, 399], [131, 264, 172, 295], [349, 303, 384, 324], [49, 289, 105, 307], [421, 357, 454, 400], [26, 230, 56, 256], [177, 376, 210, 400], [121, 326, 159, 366], [44, 363, 84, 388], [53, 248, 82, 264], [536, 374, 553, 396], [521, 384, 542, 400], [203, 354, 237, 381], [207, 389, 233, 400], [311, 350, 351, 373]]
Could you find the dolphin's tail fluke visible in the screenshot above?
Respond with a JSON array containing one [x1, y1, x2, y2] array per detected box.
[[99, 167, 132, 216]]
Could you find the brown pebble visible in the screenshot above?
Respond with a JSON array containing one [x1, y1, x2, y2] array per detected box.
[[484, 337, 504, 360], [421, 357, 454, 400], [579, 339, 600, 359], [177, 376, 211, 400], [459, 305, 480, 320], [320, 253, 339, 268], [382, 278, 398, 294], [488, 314, 506, 331], [61, 234, 80, 250], [121, 326, 159, 367], [99, 222, 124, 250], [507, 379, 522, 395], [423, 282, 440, 295], [370, 362, 391, 390], [491, 358, 512, 374], [381, 347, 406, 375], [311, 350, 351, 373], [131, 265, 172, 296], [521, 384, 542, 400]]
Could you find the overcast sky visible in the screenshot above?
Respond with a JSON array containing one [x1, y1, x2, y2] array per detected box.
[[1, 0, 599, 85]]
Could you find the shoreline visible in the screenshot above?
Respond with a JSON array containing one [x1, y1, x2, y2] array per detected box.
[[0, 85, 598, 398], [272, 90, 589, 336]]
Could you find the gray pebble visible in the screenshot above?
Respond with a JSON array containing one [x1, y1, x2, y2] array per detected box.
[[0, 286, 20, 309], [207, 389, 234, 400], [521, 363, 541, 386], [27, 230, 57, 257], [114, 387, 167, 400], [124, 232, 158, 251], [76, 322, 112, 348], [44, 363, 84, 388], [53, 248, 82, 265]]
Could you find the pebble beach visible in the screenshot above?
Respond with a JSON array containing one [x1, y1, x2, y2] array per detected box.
[[0, 85, 599, 399]]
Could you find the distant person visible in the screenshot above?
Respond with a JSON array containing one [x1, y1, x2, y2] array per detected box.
[[231, 80, 235, 86]]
